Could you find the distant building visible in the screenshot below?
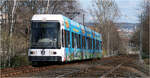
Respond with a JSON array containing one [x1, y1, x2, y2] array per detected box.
[[116, 23, 138, 53]]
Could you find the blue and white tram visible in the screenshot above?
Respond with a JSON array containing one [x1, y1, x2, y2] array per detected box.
[[28, 14, 103, 66]]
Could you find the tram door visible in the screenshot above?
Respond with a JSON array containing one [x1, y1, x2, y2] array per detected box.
[[93, 39, 95, 58], [82, 36, 85, 59], [68, 31, 71, 61], [71, 32, 76, 60], [74, 35, 77, 59], [63, 30, 71, 61]]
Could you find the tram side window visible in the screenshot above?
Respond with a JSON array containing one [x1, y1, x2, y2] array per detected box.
[[64, 30, 70, 48], [84, 37, 86, 49], [96, 40, 98, 50], [88, 38, 91, 49], [64, 30, 67, 47], [90, 38, 91, 49], [87, 38, 89, 49], [94, 39, 96, 49], [89, 38, 90, 49], [98, 41, 100, 50], [93, 39, 95, 49], [79, 34, 81, 48], [68, 31, 70, 47], [78, 34, 79, 48], [95, 40, 97, 49], [95, 40, 96, 50], [82, 36, 84, 49], [88, 38, 90, 49], [82, 36, 85, 49], [99, 41, 102, 50], [100, 41, 102, 50], [62, 29, 64, 47], [75, 33, 78, 48], [72, 32, 74, 48], [89, 38, 91, 49], [97, 40, 99, 50], [77, 34, 80, 48], [76, 34, 78, 48], [90, 38, 92, 49], [86, 37, 88, 49]]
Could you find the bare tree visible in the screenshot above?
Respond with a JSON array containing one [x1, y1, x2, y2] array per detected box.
[[131, 0, 150, 59], [141, 0, 149, 55], [89, 0, 125, 56], [1, 0, 81, 68]]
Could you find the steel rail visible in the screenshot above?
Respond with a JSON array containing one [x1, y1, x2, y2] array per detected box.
[[100, 63, 123, 78]]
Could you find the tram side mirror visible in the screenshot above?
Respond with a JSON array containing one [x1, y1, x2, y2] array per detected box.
[[25, 28, 28, 35]]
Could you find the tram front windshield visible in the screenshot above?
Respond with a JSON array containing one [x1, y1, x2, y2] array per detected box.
[[31, 22, 60, 49]]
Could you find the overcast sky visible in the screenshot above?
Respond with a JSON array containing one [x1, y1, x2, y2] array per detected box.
[[79, 0, 142, 23]]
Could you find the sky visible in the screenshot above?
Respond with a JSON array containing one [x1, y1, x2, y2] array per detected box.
[[79, 0, 142, 23]]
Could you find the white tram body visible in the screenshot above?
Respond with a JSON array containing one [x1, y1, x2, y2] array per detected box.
[[28, 14, 66, 62]]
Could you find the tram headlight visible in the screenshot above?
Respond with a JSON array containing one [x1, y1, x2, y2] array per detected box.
[[30, 51, 35, 54], [49, 51, 57, 55], [53, 52, 57, 54]]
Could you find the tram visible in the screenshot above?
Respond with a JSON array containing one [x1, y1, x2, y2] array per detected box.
[[28, 14, 102, 66]]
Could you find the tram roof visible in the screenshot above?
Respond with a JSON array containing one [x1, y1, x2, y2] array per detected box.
[[32, 14, 64, 21], [32, 14, 102, 40]]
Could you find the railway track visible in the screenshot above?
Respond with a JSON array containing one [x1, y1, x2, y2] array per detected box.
[[101, 63, 123, 77], [54, 55, 148, 77], [53, 63, 147, 77], [0, 63, 78, 77], [0, 54, 149, 77], [0, 60, 93, 77], [56, 68, 81, 78]]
